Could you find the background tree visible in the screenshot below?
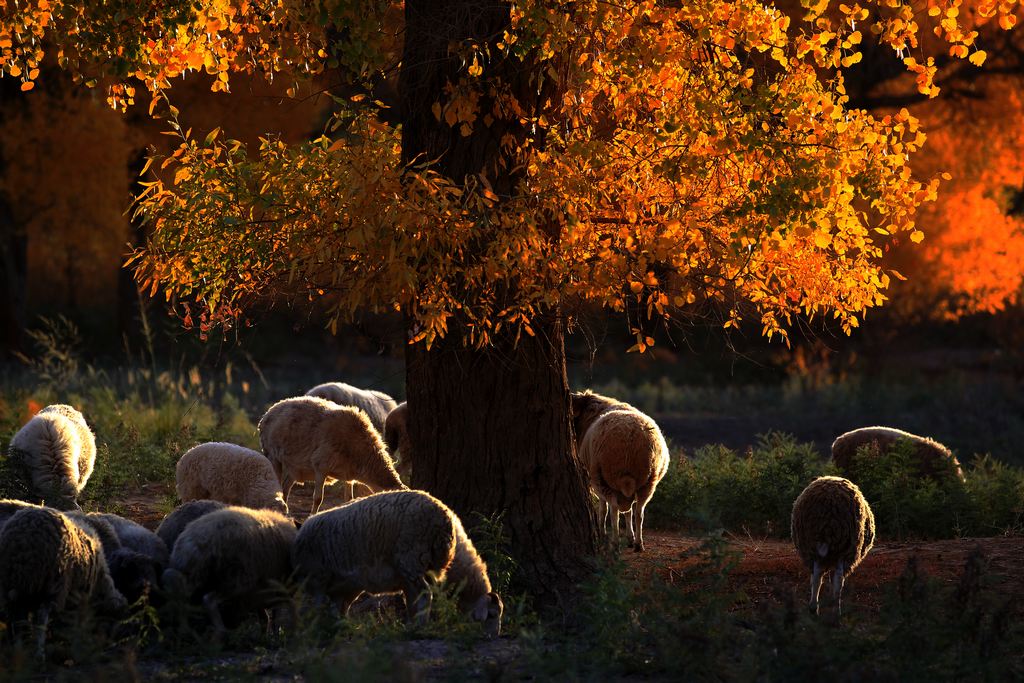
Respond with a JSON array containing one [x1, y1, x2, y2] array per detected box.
[[3, 0, 1019, 593]]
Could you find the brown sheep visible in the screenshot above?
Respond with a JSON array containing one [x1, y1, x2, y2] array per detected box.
[[831, 426, 964, 481], [258, 397, 405, 515], [791, 476, 875, 615], [571, 391, 670, 552]]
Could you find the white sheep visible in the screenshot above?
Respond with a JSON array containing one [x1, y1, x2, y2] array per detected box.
[[258, 397, 405, 515], [0, 506, 126, 657], [571, 391, 670, 552], [383, 402, 413, 483], [791, 476, 876, 615], [5, 403, 96, 510], [292, 490, 503, 636], [161, 505, 298, 633], [304, 382, 398, 433], [831, 426, 964, 481], [155, 499, 227, 551], [175, 442, 288, 514]]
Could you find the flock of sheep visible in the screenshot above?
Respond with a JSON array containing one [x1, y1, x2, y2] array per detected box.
[[0, 379, 965, 657]]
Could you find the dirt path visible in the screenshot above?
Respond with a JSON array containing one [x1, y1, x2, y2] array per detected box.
[[631, 530, 1024, 614]]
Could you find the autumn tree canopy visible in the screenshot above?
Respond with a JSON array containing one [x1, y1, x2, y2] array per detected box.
[[4, 0, 1014, 347]]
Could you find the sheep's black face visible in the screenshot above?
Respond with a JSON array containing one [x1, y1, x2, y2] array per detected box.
[[109, 550, 159, 604]]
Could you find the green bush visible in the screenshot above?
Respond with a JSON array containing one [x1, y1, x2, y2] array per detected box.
[[646, 432, 833, 536], [850, 440, 971, 540]]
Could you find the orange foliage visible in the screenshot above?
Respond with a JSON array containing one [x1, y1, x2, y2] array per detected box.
[[3, 0, 1022, 347]]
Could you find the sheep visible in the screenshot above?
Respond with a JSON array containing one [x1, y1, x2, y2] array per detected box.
[[5, 403, 97, 510], [791, 476, 876, 616], [65, 512, 165, 605], [155, 499, 227, 551], [831, 426, 964, 481], [383, 402, 412, 482], [258, 396, 405, 515], [0, 506, 126, 657], [161, 506, 297, 633], [175, 442, 288, 514], [0, 498, 39, 530], [570, 391, 670, 552], [87, 512, 170, 566], [304, 382, 398, 433], [292, 490, 503, 637]]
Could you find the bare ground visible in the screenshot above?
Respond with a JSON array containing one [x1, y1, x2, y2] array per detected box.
[[633, 530, 1024, 615]]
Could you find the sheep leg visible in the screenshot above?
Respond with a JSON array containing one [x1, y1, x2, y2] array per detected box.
[[403, 578, 432, 627], [809, 561, 824, 615], [633, 501, 646, 552], [832, 559, 846, 616], [311, 472, 328, 515], [331, 589, 361, 616], [623, 507, 635, 548], [33, 605, 50, 661], [203, 591, 227, 636], [339, 481, 355, 503], [279, 471, 296, 507], [610, 502, 621, 548]]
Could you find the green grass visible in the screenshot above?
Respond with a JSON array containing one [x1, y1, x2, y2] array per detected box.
[[646, 433, 1024, 540]]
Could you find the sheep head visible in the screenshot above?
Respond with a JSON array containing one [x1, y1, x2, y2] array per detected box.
[[471, 592, 503, 639]]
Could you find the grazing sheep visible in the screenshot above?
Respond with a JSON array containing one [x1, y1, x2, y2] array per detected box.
[[791, 476, 876, 616], [155, 499, 227, 551], [5, 403, 97, 510], [0, 498, 39, 530], [292, 490, 503, 636], [304, 382, 398, 433], [175, 442, 288, 514], [570, 391, 670, 552], [831, 426, 964, 481], [87, 513, 169, 566], [66, 512, 163, 605], [0, 507, 126, 657], [383, 402, 412, 482], [162, 506, 297, 633], [259, 397, 405, 515]]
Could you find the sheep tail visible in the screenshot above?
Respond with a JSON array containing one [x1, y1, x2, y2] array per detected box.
[[619, 475, 637, 501]]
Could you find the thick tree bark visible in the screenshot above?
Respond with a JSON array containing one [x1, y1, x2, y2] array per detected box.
[[0, 79, 27, 357], [405, 318, 599, 596], [400, 0, 599, 596], [117, 148, 151, 343]]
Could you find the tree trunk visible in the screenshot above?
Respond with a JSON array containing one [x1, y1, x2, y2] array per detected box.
[[400, 0, 599, 597], [405, 317, 599, 596], [0, 79, 27, 357], [117, 148, 151, 344]]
